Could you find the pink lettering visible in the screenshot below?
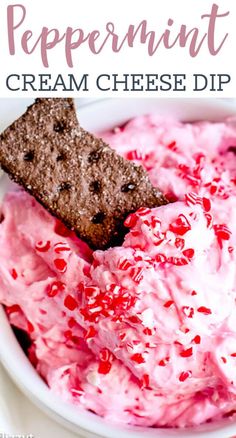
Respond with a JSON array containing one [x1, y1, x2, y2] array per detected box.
[[65, 28, 89, 67], [202, 3, 229, 55], [7, 4, 26, 55], [7, 3, 230, 68]]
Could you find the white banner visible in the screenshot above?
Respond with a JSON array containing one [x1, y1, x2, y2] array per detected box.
[[0, 0, 235, 97]]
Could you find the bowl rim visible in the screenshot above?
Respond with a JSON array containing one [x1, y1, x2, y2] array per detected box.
[[1, 97, 236, 438]]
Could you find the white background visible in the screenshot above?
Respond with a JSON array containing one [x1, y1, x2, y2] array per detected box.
[[0, 0, 235, 97]]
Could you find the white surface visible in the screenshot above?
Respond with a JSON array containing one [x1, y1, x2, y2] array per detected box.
[[1, 98, 236, 438], [0, 364, 79, 437]]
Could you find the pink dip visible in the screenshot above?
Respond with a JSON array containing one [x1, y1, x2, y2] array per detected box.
[[1, 115, 236, 427]]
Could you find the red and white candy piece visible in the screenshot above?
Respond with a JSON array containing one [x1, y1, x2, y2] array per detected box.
[[35, 240, 51, 252]]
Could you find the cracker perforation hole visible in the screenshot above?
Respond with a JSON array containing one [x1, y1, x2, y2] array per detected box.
[[23, 151, 35, 162], [58, 182, 72, 191], [54, 121, 66, 133], [88, 150, 101, 163], [91, 212, 105, 224], [89, 181, 101, 193], [56, 153, 67, 162], [121, 182, 136, 192]]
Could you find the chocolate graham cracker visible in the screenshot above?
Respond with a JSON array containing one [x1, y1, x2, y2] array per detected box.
[[0, 98, 166, 249]]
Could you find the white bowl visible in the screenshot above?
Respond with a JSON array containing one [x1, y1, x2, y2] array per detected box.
[[1, 98, 236, 438]]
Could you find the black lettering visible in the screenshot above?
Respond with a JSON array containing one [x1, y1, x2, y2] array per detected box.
[[22, 74, 36, 91], [6, 74, 20, 91], [96, 74, 110, 91]]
